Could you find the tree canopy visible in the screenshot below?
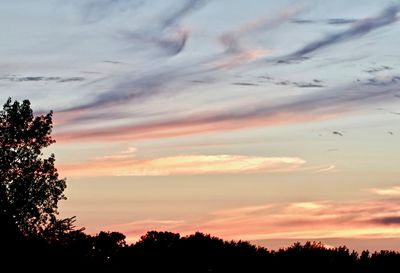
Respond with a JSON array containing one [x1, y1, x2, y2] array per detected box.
[[0, 98, 72, 240]]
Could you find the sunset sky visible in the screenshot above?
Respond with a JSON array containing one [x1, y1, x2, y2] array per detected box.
[[2, 0, 400, 252]]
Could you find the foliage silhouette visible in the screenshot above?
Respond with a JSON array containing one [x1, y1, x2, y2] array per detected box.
[[0, 98, 75, 267], [2, 98, 400, 272]]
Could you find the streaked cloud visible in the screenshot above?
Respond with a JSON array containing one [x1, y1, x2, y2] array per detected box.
[[372, 216, 400, 225], [211, 48, 269, 69], [364, 75, 400, 86], [121, 0, 207, 56], [0, 75, 85, 83], [292, 18, 358, 25], [55, 78, 400, 142], [279, 4, 400, 62], [79, 0, 144, 24], [161, 0, 206, 29], [364, 65, 393, 74], [218, 2, 307, 54], [59, 152, 306, 177], [260, 76, 325, 88], [313, 165, 336, 173], [291, 202, 326, 210], [104, 199, 400, 243], [370, 186, 400, 196]]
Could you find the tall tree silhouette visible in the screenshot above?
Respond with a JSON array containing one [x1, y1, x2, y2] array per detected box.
[[0, 98, 73, 242]]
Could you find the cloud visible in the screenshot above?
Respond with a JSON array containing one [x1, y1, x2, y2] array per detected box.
[[62, 2, 214, 113], [364, 75, 400, 86], [56, 77, 400, 142], [370, 186, 400, 196], [211, 48, 268, 69], [291, 202, 325, 210], [121, 0, 206, 56], [313, 165, 336, 173], [103, 60, 125, 64], [0, 75, 85, 83], [59, 152, 306, 177], [292, 18, 358, 25], [59, 65, 202, 112], [161, 0, 206, 29], [279, 5, 400, 62], [193, 199, 400, 240], [364, 66, 392, 74], [218, 2, 306, 54], [122, 28, 189, 56], [95, 146, 137, 160], [266, 77, 325, 88], [104, 199, 400, 243], [372, 217, 400, 225], [211, 2, 307, 70], [80, 0, 143, 24], [232, 82, 259, 86], [326, 18, 359, 25], [54, 3, 307, 114]]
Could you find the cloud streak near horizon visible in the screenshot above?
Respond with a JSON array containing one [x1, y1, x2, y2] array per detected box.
[[106, 199, 400, 243]]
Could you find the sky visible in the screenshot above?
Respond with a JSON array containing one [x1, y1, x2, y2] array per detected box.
[[1, 0, 400, 252]]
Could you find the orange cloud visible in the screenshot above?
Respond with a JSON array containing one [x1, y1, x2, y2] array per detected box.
[[108, 199, 400, 244], [59, 152, 306, 177]]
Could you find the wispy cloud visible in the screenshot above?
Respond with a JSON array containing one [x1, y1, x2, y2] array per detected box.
[[106, 199, 400, 243], [372, 216, 400, 225], [56, 78, 400, 142], [370, 186, 400, 196], [364, 75, 400, 86], [260, 76, 324, 88], [80, 0, 143, 24], [292, 18, 358, 25], [212, 2, 306, 69], [0, 75, 85, 83], [53, 2, 315, 114], [232, 82, 259, 86], [313, 165, 336, 173], [121, 0, 207, 56], [60, 66, 199, 112], [201, 199, 400, 241], [218, 2, 307, 54], [279, 4, 400, 62], [122, 28, 190, 56], [211, 48, 268, 69], [364, 65, 393, 74], [161, 0, 206, 29], [59, 151, 306, 177]]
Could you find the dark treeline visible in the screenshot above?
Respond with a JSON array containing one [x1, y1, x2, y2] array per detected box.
[[4, 230, 400, 273], [2, 98, 400, 272]]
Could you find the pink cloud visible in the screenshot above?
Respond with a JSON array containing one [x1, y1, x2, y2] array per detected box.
[[107, 199, 400, 244], [55, 110, 335, 142]]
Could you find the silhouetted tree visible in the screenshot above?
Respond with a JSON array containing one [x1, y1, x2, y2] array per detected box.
[[0, 98, 73, 242]]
